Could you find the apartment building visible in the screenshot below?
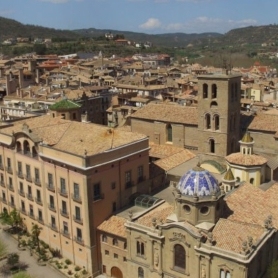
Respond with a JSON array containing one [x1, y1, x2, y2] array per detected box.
[[0, 115, 150, 276]]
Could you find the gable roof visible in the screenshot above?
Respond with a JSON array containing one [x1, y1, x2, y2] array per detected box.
[[131, 103, 198, 125]]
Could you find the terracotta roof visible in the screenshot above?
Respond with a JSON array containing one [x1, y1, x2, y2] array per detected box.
[[136, 202, 174, 227], [248, 113, 278, 132], [97, 216, 127, 238], [213, 218, 265, 253], [149, 143, 185, 159], [0, 115, 147, 156], [153, 149, 195, 171], [225, 153, 267, 166], [225, 182, 278, 229], [131, 103, 198, 125]]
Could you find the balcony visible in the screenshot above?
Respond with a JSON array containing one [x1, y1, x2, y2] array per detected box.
[[27, 194, 33, 201], [73, 215, 83, 225], [72, 194, 82, 204], [60, 209, 69, 218], [8, 184, 14, 192], [74, 236, 84, 246], [61, 230, 70, 238], [25, 174, 32, 182], [0, 181, 5, 188], [48, 203, 56, 212], [0, 197, 7, 204], [36, 217, 44, 224], [17, 150, 38, 159], [59, 189, 68, 198], [49, 223, 58, 232], [5, 166, 13, 174], [46, 183, 55, 192], [19, 190, 25, 197], [17, 171, 24, 179], [35, 197, 42, 205], [33, 178, 41, 186], [28, 212, 35, 220]]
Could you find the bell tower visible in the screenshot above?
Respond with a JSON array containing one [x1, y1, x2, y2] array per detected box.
[[198, 73, 241, 158]]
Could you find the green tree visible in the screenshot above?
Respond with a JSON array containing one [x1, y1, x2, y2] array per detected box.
[[267, 260, 278, 278], [13, 271, 33, 278], [0, 238, 7, 258], [31, 224, 42, 253], [10, 209, 22, 230]]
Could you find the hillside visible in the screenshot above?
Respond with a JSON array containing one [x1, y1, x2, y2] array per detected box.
[[0, 17, 80, 41]]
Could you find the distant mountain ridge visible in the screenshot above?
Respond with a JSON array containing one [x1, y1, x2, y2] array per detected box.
[[0, 16, 278, 48]]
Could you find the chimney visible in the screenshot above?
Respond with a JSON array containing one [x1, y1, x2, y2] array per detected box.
[[46, 77, 49, 86], [6, 74, 11, 96], [36, 68, 40, 84], [19, 68, 24, 88], [20, 89, 23, 99]]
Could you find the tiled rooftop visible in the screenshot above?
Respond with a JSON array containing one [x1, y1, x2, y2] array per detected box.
[[97, 215, 127, 238], [131, 103, 198, 125], [248, 112, 278, 132], [225, 153, 267, 166], [0, 115, 147, 156]]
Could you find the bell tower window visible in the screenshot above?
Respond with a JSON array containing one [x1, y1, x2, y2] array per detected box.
[[203, 83, 208, 98], [212, 84, 217, 98], [209, 139, 215, 153], [205, 114, 211, 129]]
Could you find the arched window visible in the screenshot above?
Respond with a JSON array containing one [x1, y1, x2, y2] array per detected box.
[[16, 142, 22, 152], [137, 241, 145, 256], [212, 84, 217, 98], [250, 178, 254, 184], [203, 83, 208, 98], [205, 114, 211, 129], [167, 124, 173, 142], [209, 139, 215, 153], [102, 235, 107, 242], [138, 267, 144, 278], [174, 244, 186, 270], [23, 140, 30, 153], [214, 115, 220, 130], [113, 238, 118, 246], [210, 101, 218, 108], [236, 177, 240, 182]]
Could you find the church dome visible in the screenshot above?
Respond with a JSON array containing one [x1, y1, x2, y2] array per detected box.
[[177, 164, 220, 197]]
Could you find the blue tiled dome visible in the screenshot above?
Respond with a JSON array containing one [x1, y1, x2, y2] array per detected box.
[[177, 165, 220, 197]]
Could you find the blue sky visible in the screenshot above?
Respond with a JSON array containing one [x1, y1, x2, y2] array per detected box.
[[0, 0, 277, 34]]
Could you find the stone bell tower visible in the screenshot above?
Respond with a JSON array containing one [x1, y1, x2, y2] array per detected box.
[[197, 73, 242, 158]]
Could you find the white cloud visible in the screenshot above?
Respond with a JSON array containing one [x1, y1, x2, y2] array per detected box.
[[139, 18, 162, 30]]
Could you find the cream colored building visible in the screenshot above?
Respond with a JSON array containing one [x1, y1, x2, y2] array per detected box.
[[98, 165, 278, 278], [0, 115, 150, 276]]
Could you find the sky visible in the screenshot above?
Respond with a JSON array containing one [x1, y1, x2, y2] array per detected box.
[[0, 0, 277, 35]]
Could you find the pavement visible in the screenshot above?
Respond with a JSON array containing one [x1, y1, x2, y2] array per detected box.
[[0, 226, 65, 278]]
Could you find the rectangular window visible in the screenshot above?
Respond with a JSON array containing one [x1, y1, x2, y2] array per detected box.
[[73, 183, 79, 198], [49, 195, 55, 209], [60, 178, 66, 193], [76, 228, 82, 240], [111, 182, 116, 190], [62, 201, 67, 214], [35, 168, 40, 182], [125, 171, 132, 188], [26, 165, 31, 179], [10, 195, 14, 206], [21, 200, 25, 211], [51, 216, 56, 228], [114, 253, 118, 259], [38, 209, 43, 221], [93, 183, 101, 200], [7, 157, 11, 168], [75, 206, 81, 220], [105, 250, 109, 255], [29, 204, 34, 217], [0, 155, 2, 166], [48, 173, 53, 186], [138, 166, 143, 182], [63, 221, 68, 234], [18, 161, 22, 174], [0, 174, 3, 182], [36, 189, 41, 202], [8, 177, 13, 188]]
